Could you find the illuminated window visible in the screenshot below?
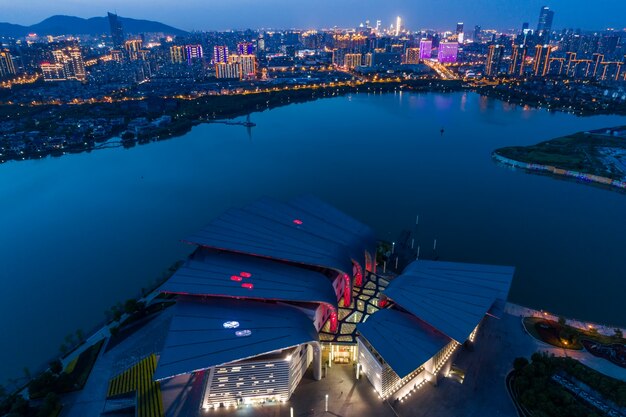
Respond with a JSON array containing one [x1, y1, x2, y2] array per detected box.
[[223, 321, 240, 329], [235, 330, 252, 337]]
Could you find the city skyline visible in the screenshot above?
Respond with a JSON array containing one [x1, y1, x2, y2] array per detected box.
[[2, 0, 626, 32]]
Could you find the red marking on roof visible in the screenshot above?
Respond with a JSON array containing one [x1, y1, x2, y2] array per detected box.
[[241, 283, 254, 289], [240, 272, 252, 278], [230, 275, 243, 282], [293, 219, 303, 225]]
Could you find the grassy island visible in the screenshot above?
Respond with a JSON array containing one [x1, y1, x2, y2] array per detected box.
[[494, 127, 626, 189]]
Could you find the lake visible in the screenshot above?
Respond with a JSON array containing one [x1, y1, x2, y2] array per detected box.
[[1, 91, 625, 383]]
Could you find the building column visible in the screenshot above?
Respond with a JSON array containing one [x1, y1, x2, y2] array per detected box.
[[312, 342, 322, 381]]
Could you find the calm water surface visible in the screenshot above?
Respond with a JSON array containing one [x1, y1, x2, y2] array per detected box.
[[1, 92, 625, 382]]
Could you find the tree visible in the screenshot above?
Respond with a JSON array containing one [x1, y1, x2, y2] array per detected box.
[[513, 357, 529, 372], [49, 360, 63, 375], [37, 392, 60, 417]]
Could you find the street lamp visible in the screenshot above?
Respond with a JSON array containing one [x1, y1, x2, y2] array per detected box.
[[325, 394, 329, 412]]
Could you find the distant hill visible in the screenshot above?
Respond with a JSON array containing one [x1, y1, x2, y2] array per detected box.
[[0, 15, 187, 38]]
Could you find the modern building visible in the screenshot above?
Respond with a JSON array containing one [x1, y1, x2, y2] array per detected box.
[[215, 62, 241, 79], [438, 41, 459, 63], [0, 49, 16, 77], [533, 44, 553, 76], [185, 44, 203, 64], [124, 39, 143, 61], [41, 63, 66, 81], [485, 44, 504, 76], [107, 12, 124, 48], [456, 22, 464, 44], [45, 47, 85, 81], [169, 45, 184, 64], [357, 260, 514, 400], [344, 53, 362, 69], [153, 196, 378, 408], [419, 39, 433, 60], [237, 42, 255, 55], [537, 6, 554, 40], [405, 48, 420, 65], [227, 54, 257, 78], [213, 45, 229, 63]]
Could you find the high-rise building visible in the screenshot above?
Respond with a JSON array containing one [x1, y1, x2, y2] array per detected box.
[[405, 48, 420, 64], [375, 20, 382, 34], [438, 41, 459, 63], [456, 22, 464, 44], [474, 26, 481, 42], [533, 44, 553, 76], [124, 39, 143, 61], [185, 44, 203, 64], [395, 16, 402, 37], [229, 54, 257, 79], [0, 49, 16, 77], [344, 53, 362, 69], [215, 62, 241, 79], [537, 6, 554, 39], [419, 39, 433, 60], [237, 42, 255, 55], [510, 44, 528, 76], [41, 63, 66, 81], [213, 45, 229, 63], [364, 52, 373, 67], [485, 45, 504, 76], [170, 46, 184, 64], [107, 12, 124, 48], [48, 47, 85, 81]]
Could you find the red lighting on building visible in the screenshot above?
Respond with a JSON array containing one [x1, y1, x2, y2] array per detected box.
[[240, 272, 252, 278], [379, 298, 388, 308], [293, 219, 303, 225], [241, 283, 254, 289], [230, 275, 243, 282], [343, 274, 351, 307], [329, 310, 338, 333]]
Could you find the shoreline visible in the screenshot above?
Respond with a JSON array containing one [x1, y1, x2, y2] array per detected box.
[[492, 152, 626, 191]]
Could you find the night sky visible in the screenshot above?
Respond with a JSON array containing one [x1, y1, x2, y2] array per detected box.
[[1, 0, 624, 32]]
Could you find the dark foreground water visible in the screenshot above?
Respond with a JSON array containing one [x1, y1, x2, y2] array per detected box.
[[1, 92, 625, 383]]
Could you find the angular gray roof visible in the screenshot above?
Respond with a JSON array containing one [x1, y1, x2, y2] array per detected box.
[[241, 197, 377, 265], [154, 297, 318, 381], [159, 249, 338, 307], [357, 308, 452, 379], [383, 260, 514, 343], [184, 205, 354, 275]]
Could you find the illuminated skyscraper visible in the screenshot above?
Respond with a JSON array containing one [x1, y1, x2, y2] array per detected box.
[[41, 63, 66, 81], [473, 26, 481, 42], [215, 62, 241, 79], [395, 16, 402, 37], [185, 44, 203, 64], [124, 39, 143, 61], [237, 42, 255, 55], [213, 45, 229, 63], [107, 12, 124, 48], [438, 42, 458, 63], [533, 45, 553, 76], [229, 54, 257, 79], [49, 47, 85, 81], [170, 46, 184, 64], [419, 39, 433, 60], [344, 53, 362, 69], [485, 45, 504, 76], [537, 6, 554, 39], [405, 48, 420, 64], [0, 50, 16, 77], [456, 22, 464, 44]]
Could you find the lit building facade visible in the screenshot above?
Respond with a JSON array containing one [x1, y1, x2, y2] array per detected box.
[[41, 63, 66, 81], [419, 39, 433, 60], [344, 53, 362, 69], [237, 42, 255, 55], [0, 50, 16, 77], [485, 45, 504, 76], [185, 44, 203, 64], [438, 42, 459, 63], [216, 62, 241, 79], [405, 48, 420, 65], [213, 45, 229, 63], [124, 39, 143, 61], [44, 47, 85, 81], [170, 45, 184, 64]]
